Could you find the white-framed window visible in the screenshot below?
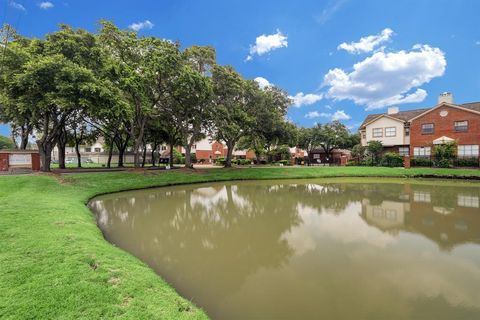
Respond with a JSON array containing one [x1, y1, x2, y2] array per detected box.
[[85, 147, 92, 153], [94, 148, 101, 152], [454, 121, 468, 132], [405, 127, 410, 136], [422, 123, 434, 134], [385, 127, 396, 137], [372, 128, 383, 138], [413, 147, 431, 157], [399, 147, 409, 156], [458, 145, 479, 157], [313, 154, 320, 159]]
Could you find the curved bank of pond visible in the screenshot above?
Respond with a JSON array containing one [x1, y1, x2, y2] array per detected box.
[[89, 178, 480, 320]]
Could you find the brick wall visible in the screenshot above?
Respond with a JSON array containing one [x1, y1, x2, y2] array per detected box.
[[0, 153, 9, 171], [410, 105, 480, 155]]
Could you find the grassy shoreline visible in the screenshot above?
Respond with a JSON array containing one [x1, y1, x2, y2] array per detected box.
[[1, 167, 480, 319]]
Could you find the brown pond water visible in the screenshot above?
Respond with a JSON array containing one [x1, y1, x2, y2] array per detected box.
[[89, 179, 480, 320]]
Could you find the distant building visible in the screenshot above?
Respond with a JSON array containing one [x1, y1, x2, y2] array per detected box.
[[359, 92, 480, 159]]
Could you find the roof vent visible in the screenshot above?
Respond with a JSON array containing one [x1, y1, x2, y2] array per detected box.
[[438, 92, 453, 104], [387, 106, 399, 115]]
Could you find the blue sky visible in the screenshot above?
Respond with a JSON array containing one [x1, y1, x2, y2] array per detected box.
[[1, 0, 480, 137]]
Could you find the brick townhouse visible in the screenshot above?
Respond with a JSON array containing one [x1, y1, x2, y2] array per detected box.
[[360, 93, 480, 159]]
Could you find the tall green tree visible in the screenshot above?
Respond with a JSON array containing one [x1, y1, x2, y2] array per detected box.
[[296, 126, 321, 166], [99, 21, 181, 167], [0, 24, 35, 149], [317, 121, 349, 159], [11, 55, 104, 171], [169, 65, 213, 168], [212, 65, 253, 167]]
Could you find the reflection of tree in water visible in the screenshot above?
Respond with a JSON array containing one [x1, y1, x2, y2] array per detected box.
[[91, 183, 302, 308], [91, 180, 480, 319]]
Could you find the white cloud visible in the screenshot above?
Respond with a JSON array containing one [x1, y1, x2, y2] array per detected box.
[[246, 29, 287, 61], [305, 111, 331, 119], [315, 0, 348, 24], [10, 1, 26, 11], [475, 41, 480, 46], [254, 77, 272, 89], [128, 20, 154, 32], [338, 28, 393, 54], [39, 1, 53, 9], [331, 110, 351, 120], [323, 44, 446, 110], [289, 92, 323, 107], [305, 110, 351, 121]]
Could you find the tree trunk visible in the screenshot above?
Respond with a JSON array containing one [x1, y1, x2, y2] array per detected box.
[[10, 129, 18, 149], [57, 129, 67, 170], [115, 133, 129, 168], [307, 151, 312, 166], [75, 140, 82, 168], [151, 143, 158, 167], [224, 141, 235, 168], [107, 138, 114, 168], [184, 144, 192, 168], [141, 141, 147, 168], [19, 125, 31, 150], [169, 143, 174, 167], [38, 142, 53, 172]]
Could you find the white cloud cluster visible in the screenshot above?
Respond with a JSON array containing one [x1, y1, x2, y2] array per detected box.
[[254, 77, 272, 89], [246, 30, 287, 61], [39, 1, 54, 9], [289, 92, 323, 107], [305, 110, 351, 121], [338, 28, 393, 54], [128, 20, 154, 32], [323, 44, 446, 110], [10, 1, 26, 11]]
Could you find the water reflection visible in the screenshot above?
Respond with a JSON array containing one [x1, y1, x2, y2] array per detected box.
[[90, 180, 480, 320]]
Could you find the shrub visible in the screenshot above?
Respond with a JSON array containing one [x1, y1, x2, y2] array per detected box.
[[351, 144, 366, 164], [173, 149, 184, 164], [380, 152, 404, 167], [367, 140, 383, 165], [411, 157, 433, 167], [239, 159, 251, 165], [435, 159, 451, 168], [454, 157, 479, 167], [277, 160, 290, 166], [190, 153, 197, 163], [433, 142, 456, 168], [215, 157, 225, 165]]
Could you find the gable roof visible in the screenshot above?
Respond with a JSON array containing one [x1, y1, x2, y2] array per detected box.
[[409, 102, 480, 122], [360, 101, 480, 130], [460, 102, 480, 112], [359, 108, 430, 129]]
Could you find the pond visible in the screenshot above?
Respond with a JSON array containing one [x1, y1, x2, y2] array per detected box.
[[89, 179, 480, 320]]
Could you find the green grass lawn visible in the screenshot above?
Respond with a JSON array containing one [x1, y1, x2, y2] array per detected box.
[[1, 166, 480, 319]]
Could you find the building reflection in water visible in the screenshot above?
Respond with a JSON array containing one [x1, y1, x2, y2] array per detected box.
[[360, 184, 480, 250]]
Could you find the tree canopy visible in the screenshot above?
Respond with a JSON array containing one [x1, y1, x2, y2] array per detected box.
[[0, 21, 357, 171]]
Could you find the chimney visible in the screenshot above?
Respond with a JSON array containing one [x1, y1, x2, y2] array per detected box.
[[438, 92, 453, 104], [387, 106, 399, 115]]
